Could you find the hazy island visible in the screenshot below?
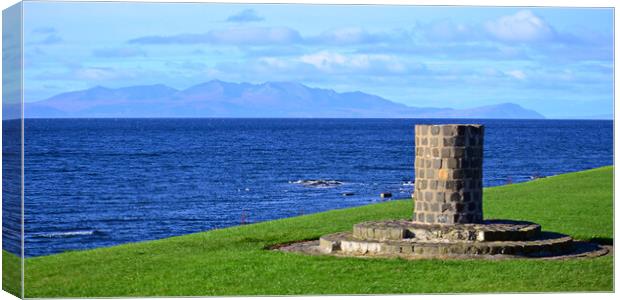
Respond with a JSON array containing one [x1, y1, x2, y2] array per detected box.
[[26, 80, 545, 119]]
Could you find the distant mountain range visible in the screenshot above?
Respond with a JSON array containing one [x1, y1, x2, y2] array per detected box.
[[25, 80, 545, 119]]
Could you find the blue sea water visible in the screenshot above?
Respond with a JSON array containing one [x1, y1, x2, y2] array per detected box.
[[12, 118, 613, 256]]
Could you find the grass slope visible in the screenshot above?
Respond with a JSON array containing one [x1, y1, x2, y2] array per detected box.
[[12, 166, 614, 296], [2, 250, 21, 297]]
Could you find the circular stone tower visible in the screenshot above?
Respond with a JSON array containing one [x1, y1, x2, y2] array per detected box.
[[275, 124, 607, 259], [413, 124, 483, 225]]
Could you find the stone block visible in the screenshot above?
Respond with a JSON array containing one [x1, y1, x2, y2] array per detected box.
[[461, 159, 470, 168], [383, 243, 400, 254], [463, 192, 471, 202], [442, 125, 456, 136], [453, 147, 465, 158], [435, 191, 445, 202], [436, 214, 448, 224], [441, 148, 451, 158], [419, 179, 427, 189], [438, 169, 449, 180], [449, 192, 461, 202], [454, 136, 466, 146], [319, 238, 340, 253], [424, 191, 433, 201], [389, 228, 404, 240], [444, 158, 458, 168], [425, 214, 435, 223], [430, 180, 438, 189]]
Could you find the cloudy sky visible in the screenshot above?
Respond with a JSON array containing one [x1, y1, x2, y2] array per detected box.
[[21, 1, 613, 118]]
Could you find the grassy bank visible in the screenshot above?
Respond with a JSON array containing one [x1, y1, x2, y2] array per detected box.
[[2, 249, 21, 297], [10, 166, 615, 296]]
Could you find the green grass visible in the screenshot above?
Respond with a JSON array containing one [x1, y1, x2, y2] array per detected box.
[[2, 249, 21, 298], [10, 166, 615, 296]]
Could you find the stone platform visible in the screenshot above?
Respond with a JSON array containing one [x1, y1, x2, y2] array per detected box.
[[275, 219, 609, 259]]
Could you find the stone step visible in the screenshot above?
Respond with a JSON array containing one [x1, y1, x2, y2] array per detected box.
[[352, 219, 541, 242], [320, 231, 573, 258]]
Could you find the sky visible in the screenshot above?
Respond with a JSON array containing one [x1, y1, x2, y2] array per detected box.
[[20, 1, 614, 118]]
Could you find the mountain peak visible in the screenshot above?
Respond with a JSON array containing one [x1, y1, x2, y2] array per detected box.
[[88, 85, 111, 92]]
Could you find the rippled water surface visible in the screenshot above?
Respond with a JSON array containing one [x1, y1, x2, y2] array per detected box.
[[18, 118, 612, 256]]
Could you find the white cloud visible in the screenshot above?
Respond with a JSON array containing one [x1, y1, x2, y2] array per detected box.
[[421, 20, 478, 42], [130, 26, 402, 46], [34, 65, 137, 82], [129, 27, 302, 45], [505, 69, 527, 80], [299, 51, 348, 71], [226, 9, 264, 23], [257, 57, 291, 69], [299, 51, 407, 74], [308, 27, 404, 45], [93, 47, 147, 58], [210, 27, 299, 45], [74, 67, 121, 80], [321, 27, 368, 44], [485, 10, 555, 42], [32, 27, 57, 34]]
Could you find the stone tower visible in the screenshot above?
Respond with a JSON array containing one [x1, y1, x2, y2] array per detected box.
[[413, 124, 484, 224]]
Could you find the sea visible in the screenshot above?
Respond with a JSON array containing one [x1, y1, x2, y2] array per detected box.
[[4, 118, 614, 257]]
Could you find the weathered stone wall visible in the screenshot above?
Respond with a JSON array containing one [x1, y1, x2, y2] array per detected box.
[[413, 124, 484, 225]]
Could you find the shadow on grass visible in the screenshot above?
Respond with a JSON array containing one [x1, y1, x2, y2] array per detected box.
[[587, 237, 613, 245], [263, 236, 322, 250]]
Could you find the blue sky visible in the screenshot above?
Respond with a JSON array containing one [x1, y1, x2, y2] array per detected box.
[[21, 1, 613, 118]]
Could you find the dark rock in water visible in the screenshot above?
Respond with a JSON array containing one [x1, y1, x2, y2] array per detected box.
[[290, 179, 343, 188], [342, 192, 355, 196], [380, 192, 392, 198]]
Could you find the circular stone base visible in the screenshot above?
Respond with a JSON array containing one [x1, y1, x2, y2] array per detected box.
[[271, 219, 610, 260], [275, 239, 609, 260]]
